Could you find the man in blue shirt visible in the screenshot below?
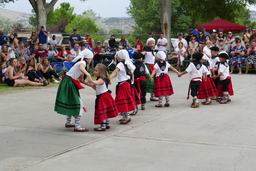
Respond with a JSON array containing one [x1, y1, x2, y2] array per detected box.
[[69, 29, 82, 50], [0, 30, 9, 46], [38, 26, 48, 49]]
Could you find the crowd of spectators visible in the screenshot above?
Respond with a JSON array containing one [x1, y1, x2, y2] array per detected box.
[[173, 25, 256, 74], [1, 25, 255, 87]]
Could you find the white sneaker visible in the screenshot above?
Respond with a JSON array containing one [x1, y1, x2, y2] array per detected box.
[[54, 80, 60, 83]]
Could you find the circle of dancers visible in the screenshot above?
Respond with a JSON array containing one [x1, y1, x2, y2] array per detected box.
[[54, 39, 233, 132]]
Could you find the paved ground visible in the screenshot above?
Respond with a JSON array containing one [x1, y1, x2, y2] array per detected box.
[[1, 72, 256, 171]]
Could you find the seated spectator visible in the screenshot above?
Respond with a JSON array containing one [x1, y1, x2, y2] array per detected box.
[[245, 41, 256, 74], [93, 41, 103, 67], [210, 29, 218, 45], [188, 36, 199, 56], [48, 44, 58, 62], [201, 25, 210, 37], [80, 42, 86, 51], [18, 57, 27, 74], [27, 30, 39, 49], [84, 40, 94, 53], [13, 33, 19, 48], [174, 33, 188, 50], [175, 42, 187, 71], [230, 39, 246, 74], [32, 43, 51, 63], [70, 43, 80, 59], [48, 35, 57, 46], [26, 58, 47, 83], [185, 28, 197, 44], [217, 30, 227, 42], [197, 31, 204, 52], [231, 36, 245, 50], [226, 31, 236, 52], [216, 38, 228, 53], [120, 35, 129, 48], [65, 54, 73, 62], [203, 35, 211, 46], [203, 40, 212, 58], [56, 45, 72, 62], [134, 36, 144, 53], [30, 44, 38, 57], [242, 26, 251, 49], [5, 58, 47, 87], [17, 42, 30, 61], [103, 41, 110, 52], [38, 58, 61, 83], [249, 28, 256, 43], [1, 45, 10, 64], [0, 30, 10, 46], [108, 35, 116, 49], [8, 44, 17, 59], [84, 33, 94, 49]]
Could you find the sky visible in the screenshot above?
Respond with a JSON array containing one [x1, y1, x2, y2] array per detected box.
[[2, 1, 256, 17], [2, 0, 131, 18]]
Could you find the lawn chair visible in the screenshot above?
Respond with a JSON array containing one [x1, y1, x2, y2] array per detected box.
[[63, 62, 74, 72], [51, 62, 64, 76]]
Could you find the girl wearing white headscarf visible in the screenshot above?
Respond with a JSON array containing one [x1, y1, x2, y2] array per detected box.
[[150, 51, 179, 107], [197, 54, 218, 105], [142, 38, 158, 101], [109, 50, 141, 124], [55, 49, 93, 132]]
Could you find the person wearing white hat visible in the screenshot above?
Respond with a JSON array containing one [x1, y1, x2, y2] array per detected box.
[[54, 49, 93, 132], [150, 51, 179, 107], [109, 50, 141, 124], [197, 55, 218, 105]]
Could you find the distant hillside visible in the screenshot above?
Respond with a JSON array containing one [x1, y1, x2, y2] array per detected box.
[[0, 8, 32, 21], [103, 17, 135, 34]]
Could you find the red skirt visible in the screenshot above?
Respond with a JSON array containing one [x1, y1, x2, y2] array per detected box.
[[95, 91, 118, 125], [198, 76, 218, 99], [154, 74, 174, 97], [218, 77, 234, 97], [115, 81, 137, 113]]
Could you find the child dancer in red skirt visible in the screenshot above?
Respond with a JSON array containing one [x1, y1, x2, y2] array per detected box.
[[150, 51, 179, 107], [197, 55, 218, 105], [109, 50, 141, 124], [212, 52, 234, 104], [86, 63, 118, 131]]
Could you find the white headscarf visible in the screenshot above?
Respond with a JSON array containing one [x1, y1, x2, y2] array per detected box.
[[117, 50, 135, 71], [157, 51, 166, 60], [146, 38, 155, 45], [72, 49, 93, 62]]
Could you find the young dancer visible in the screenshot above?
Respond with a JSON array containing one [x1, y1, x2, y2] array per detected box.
[[133, 52, 152, 110], [209, 46, 220, 100], [142, 38, 158, 101], [212, 52, 234, 104], [54, 49, 93, 132], [197, 55, 218, 105], [151, 51, 179, 107], [109, 50, 141, 124], [87, 63, 118, 131], [178, 52, 206, 108]]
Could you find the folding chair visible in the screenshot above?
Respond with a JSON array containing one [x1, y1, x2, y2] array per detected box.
[[51, 62, 64, 73], [63, 62, 74, 72]]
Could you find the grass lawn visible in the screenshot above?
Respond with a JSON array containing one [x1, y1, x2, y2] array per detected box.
[[0, 82, 58, 94]]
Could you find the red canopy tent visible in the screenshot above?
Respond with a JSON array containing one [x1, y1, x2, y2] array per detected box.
[[196, 19, 245, 33]]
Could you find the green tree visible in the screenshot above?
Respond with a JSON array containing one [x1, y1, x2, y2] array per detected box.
[[82, 9, 109, 33], [65, 16, 98, 34], [48, 2, 76, 26], [0, 16, 15, 32], [179, 0, 256, 23], [109, 29, 122, 35]]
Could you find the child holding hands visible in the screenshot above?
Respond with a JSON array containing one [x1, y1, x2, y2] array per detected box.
[[151, 51, 179, 107]]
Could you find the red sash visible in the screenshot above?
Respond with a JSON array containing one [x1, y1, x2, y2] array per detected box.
[[134, 76, 146, 98]]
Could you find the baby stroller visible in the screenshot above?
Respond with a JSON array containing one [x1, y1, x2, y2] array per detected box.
[[100, 48, 116, 72]]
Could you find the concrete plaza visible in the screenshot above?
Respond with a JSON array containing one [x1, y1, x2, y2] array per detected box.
[[0, 72, 256, 171]]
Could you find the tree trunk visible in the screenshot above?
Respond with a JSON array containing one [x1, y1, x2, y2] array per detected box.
[[28, 0, 58, 30], [159, 0, 172, 52]]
